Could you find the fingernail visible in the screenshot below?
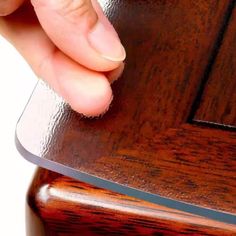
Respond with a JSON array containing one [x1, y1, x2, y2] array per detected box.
[[88, 21, 126, 62]]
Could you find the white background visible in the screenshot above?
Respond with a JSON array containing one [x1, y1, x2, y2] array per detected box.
[[0, 35, 36, 236]]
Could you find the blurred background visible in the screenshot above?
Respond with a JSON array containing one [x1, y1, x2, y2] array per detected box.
[[0, 35, 36, 235]]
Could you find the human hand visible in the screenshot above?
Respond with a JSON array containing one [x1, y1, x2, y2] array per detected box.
[[0, 0, 126, 116]]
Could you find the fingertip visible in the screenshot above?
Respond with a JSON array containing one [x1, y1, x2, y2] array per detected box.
[[53, 54, 113, 117], [69, 76, 113, 117]]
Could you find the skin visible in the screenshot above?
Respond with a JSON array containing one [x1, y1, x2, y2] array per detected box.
[[0, 0, 126, 117]]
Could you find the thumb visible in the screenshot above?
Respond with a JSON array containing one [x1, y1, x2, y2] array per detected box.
[[31, 0, 126, 71]]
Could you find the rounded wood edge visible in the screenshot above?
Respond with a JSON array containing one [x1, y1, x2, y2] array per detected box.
[[25, 168, 236, 235]]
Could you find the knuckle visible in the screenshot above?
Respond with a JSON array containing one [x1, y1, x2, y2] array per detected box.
[[57, 0, 94, 20]]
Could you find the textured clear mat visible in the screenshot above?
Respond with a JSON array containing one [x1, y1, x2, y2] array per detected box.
[[16, 81, 236, 224]]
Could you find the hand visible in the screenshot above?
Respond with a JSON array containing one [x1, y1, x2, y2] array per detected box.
[[0, 0, 126, 117]]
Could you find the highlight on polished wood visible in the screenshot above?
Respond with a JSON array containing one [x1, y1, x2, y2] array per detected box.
[[26, 168, 236, 236]]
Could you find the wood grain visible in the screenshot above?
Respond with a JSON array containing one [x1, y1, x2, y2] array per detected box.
[[105, 0, 232, 131], [16, 0, 236, 224], [194, 5, 236, 127], [26, 168, 236, 236], [17, 81, 236, 218]]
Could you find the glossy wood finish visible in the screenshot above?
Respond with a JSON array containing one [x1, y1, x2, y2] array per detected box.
[[104, 0, 230, 131], [16, 0, 236, 220], [26, 168, 236, 236], [17, 0, 236, 234], [195, 6, 236, 128]]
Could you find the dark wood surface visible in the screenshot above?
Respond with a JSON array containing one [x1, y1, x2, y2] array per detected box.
[[26, 168, 236, 236], [17, 0, 236, 222], [194, 6, 236, 128], [17, 0, 236, 233]]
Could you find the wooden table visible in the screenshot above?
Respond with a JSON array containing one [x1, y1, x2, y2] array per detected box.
[[16, 0, 236, 235]]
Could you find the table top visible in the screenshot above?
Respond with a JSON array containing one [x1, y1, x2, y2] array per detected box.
[[16, 0, 236, 225]]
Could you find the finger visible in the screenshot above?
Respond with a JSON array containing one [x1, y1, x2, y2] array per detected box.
[[0, 4, 113, 117], [46, 52, 113, 117], [0, 0, 25, 16], [31, 0, 126, 72]]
